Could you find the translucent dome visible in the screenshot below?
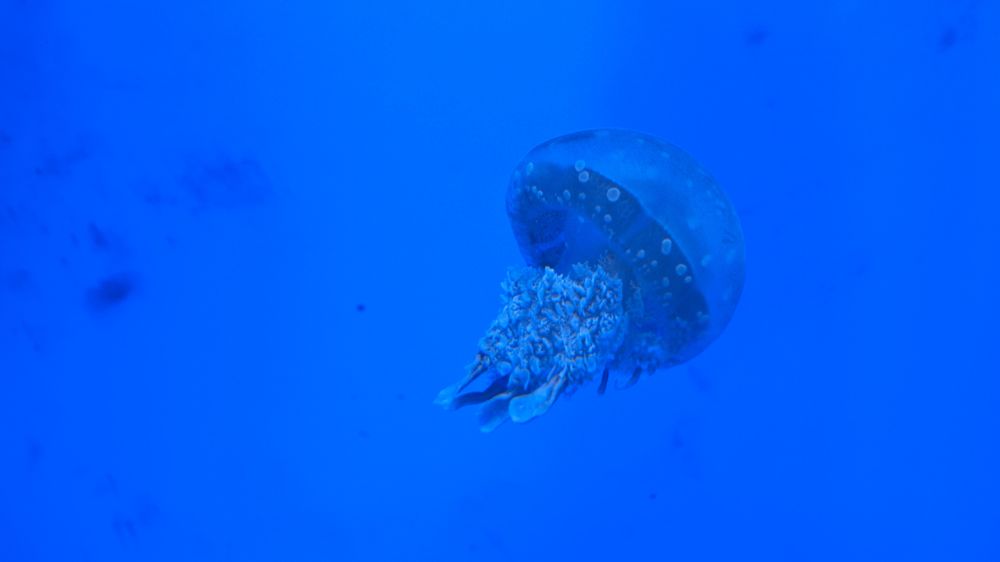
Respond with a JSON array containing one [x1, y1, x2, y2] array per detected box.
[[507, 128, 745, 367]]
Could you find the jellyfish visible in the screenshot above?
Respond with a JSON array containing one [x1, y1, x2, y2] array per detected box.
[[436, 129, 745, 431]]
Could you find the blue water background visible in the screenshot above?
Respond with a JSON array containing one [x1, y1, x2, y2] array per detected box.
[[1, 1, 998, 560]]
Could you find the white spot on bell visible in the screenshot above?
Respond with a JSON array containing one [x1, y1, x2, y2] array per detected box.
[[675, 263, 688, 276], [661, 238, 673, 255], [635, 249, 646, 259], [574, 159, 586, 172], [525, 162, 534, 175], [578, 170, 590, 183], [606, 187, 621, 202], [603, 214, 612, 223]]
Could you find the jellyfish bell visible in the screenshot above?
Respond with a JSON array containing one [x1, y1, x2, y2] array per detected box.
[[436, 129, 745, 431]]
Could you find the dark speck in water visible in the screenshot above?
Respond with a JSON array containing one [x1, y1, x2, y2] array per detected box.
[[0, 131, 10, 147], [133, 495, 161, 527], [356, 303, 366, 312], [183, 155, 271, 209], [18, 320, 45, 355], [648, 492, 657, 501], [745, 25, 769, 46], [88, 222, 109, 249], [33, 143, 91, 178], [112, 514, 137, 541], [141, 186, 179, 208], [96, 473, 119, 497], [26, 437, 43, 471], [939, 27, 958, 51], [5, 268, 32, 292], [87, 273, 136, 311]]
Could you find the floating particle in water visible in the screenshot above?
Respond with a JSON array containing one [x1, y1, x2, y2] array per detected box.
[[95, 473, 119, 497], [88, 222, 109, 250], [744, 25, 769, 47], [112, 514, 137, 541], [4, 268, 32, 292], [938, 26, 959, 51], [87, 272, 137, 312], [133, 495, 161, 527], [437, 129, 745, 431], [32, 140, 92, 178], [356, 303, 367, 312], [182, 154, 272, 210], [25, 437, 43, 472], [936, 0, 981, 53]]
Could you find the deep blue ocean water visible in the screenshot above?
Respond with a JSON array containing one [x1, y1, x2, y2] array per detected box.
[[2, 1, 998, 560]]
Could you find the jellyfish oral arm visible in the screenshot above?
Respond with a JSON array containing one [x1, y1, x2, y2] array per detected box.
[[435, 264, 626, 431]]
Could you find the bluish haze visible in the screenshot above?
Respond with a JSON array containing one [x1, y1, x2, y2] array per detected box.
[[2, 1, 997, 560]]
